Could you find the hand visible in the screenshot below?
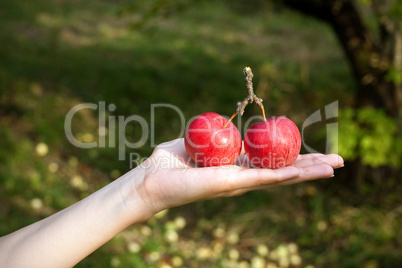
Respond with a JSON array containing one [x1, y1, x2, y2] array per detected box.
[[0, 138, 343, 268], [135, 138, 344, 214]]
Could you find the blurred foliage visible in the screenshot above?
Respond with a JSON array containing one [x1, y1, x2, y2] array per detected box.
[[335, 107, 402, 168], [0, 0, 401, 267], [387, 66, 402, 85]]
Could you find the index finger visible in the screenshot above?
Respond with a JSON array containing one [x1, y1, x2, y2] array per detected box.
[[294, 154, 344, 168], [208, 165, 301, 193]]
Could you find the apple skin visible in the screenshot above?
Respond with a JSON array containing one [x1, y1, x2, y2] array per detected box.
[[184, 112, 242, 167], [244, 116, 301, 169]]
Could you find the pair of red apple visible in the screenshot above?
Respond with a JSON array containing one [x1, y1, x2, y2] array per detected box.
[[184, 112, 301, 169]]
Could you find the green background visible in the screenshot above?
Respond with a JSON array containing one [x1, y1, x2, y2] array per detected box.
[[0, 1, 401, 267]]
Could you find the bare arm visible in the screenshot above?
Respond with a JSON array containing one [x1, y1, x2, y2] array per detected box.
[[0, 167, 152, 268], [0, 138, 343, 267]]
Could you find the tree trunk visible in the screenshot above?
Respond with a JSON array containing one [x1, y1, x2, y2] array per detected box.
[[282, 0, 400, 117]]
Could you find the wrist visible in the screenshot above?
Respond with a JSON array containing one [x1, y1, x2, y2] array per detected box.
[[116, 164, 158, 225]]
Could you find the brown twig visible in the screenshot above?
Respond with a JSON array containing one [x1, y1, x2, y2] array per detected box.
[[224, 67, 267, 127]]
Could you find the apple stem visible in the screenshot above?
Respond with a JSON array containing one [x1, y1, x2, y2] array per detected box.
[[224, 111, 238, 127], [260, 104, 267, 122], [231, 67, 267, 121]]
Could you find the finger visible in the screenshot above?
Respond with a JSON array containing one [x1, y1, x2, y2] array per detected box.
[[299, 163, 334, 180], [210, 161, 336, 199], [193, 163, 335, 200], [294, 154, 344, 168], [224, 176, 306, 196], [210, 165, 301, 192], [296, 153, 325, 161], [239, 163, 334, 193], [234, 163, 335, 192]]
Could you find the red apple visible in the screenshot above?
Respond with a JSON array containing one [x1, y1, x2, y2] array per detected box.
[[244, 116, 301, 169], [184, 112, 242, 167]]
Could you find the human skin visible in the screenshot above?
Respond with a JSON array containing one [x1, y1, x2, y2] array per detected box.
[[0, 138, 343, 268]]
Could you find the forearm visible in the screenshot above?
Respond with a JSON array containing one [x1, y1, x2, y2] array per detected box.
[[0, 166, 152, 268]]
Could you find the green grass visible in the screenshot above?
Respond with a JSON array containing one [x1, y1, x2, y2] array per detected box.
[[0, 0, 401, 267]]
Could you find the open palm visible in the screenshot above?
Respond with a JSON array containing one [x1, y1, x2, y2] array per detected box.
[[138, 138, 343, 213]]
